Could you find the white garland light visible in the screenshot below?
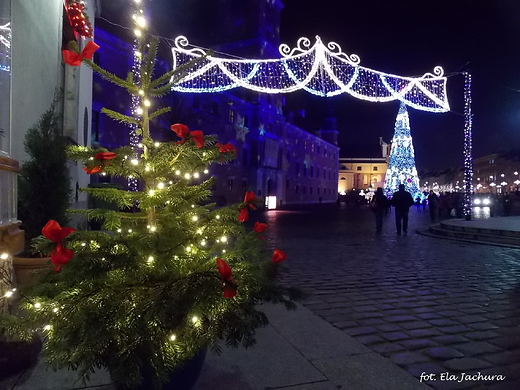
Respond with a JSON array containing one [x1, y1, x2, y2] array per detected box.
[[171, 36, 449, 113]]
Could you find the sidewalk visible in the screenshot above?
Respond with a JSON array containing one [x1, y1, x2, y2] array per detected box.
[[1, 304, 429, 390]]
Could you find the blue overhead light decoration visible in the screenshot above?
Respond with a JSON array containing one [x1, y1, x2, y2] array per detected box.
[[170, 36, 450, 113]]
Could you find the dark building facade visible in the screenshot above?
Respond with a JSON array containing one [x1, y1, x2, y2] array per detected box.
[[91, 0, 339, 206]]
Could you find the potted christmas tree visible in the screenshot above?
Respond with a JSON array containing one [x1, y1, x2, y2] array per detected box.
[[14, 95, 72, 287], [0, 16, 301, 390]]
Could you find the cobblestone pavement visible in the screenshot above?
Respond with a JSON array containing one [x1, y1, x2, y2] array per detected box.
[[256, 204, 520, 390]]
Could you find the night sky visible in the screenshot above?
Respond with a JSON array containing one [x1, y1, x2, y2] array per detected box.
[[279, 0, 520, 171], [103, 0, 520, 171]]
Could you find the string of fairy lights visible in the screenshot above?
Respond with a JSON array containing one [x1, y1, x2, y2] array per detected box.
[[170, 35, 450, 113], [463, 71, 473, 220], [128, 0, 145, 192]]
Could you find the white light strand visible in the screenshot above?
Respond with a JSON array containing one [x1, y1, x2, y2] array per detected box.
[[171, 36, 449, 113]]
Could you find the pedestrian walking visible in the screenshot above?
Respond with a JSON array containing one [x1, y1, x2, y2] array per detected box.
[[390, 184, 414, 234], [427, 190, 439, 222], [369, 187, 389, 233]]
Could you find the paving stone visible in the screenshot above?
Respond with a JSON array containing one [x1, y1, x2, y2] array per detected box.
[[389, 351, 430, 366], [385, 315, 419, 323], [408, 328, 443, 338], [482, 351, 520, 366], [465, 331, 502, 341], [374, 323, 402, 332], [438, 325, 473, 334], [380, 332, 411, 341], [398, 321, 432, 330], [433, 335, 470, 345], [423, 346, 465, 360], [451, 341, 501, 356], [467, 322, 500, 331], [369, 342, 406, 355], [488, 336, 520, 350], [437, 310, 464, 317], [405, 362, 446, 380], [344, 326, 378, 336], [444, 357, 493, 371], [451, 315, 489, 324], [332, 321, 359, 329], [400, 338, 440, 350], [356, 318, 386, 326], [411, 307, 436, 313], [429, 318, 460, 326], [353, 334, 386, 345]]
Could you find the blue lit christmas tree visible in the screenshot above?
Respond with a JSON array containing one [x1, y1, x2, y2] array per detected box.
[[384, 102, 421, 197]]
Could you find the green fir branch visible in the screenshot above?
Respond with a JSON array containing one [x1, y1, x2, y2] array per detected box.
[[101, 108, 139, 125], [148, 107, 171, 121]]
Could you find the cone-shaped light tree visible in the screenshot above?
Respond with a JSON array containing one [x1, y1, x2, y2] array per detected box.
[[384, 102, 421, 197], [0, 9, 301, 390]]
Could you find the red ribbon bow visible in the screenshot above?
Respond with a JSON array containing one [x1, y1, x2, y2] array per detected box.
[[170, 124, 205, 148], [272, 249, 287, 264], [253, 222, 268, 240], [216, 142, 237, 155], [216, 258, 237, 298], [42, 220, 76, 272], [238, 191, 258, 222], [62, 41, 99, 66], [83, 151, 116, 174]]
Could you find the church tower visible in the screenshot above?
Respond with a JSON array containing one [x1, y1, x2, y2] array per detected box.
[[320, 109, 339, 145]]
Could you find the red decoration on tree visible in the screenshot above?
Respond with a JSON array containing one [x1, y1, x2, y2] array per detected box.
[[62, 41, 99, 66], [237, 191, 258, 222], [83, 151, 116, 175], [253, 222, 268, 240], [42, 220, 76, 272], [272, 249, 287, 264], [66, 0, 93, 38], [216, 142, 237, 155], [216, 258, 237, 298], [170, 124, 205, 149]]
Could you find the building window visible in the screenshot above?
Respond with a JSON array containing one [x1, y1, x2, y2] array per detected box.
[[324, 149, 327, 157], [310, 166, 314, 177], [286, 150, 291, 162], [323, 169, 327, 179], [267, 123, 272, 132], [340, 177, 346, 180], [303, 165, 307, 177], [373, 166, 378, 171], [228, 179, 234, 192], [317, 187, 320, 194], [329, 171, 332, 180], [229, 109, 235, 123], [211, 102, 219, 115], [295, 185, 299, 194], [242, 180, 247, 193], [295, 162, 299, 175], [317, 168, 320, 177], [243, 115, 249, 128], [303, 186, 306, 194], [286, 179, 290, 189], [356, 166, 362, 171], [317, 145, 320, 154], [310, 186, 313, 195]]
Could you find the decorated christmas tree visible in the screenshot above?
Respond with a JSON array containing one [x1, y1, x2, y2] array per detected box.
[[384, 102, 421, 197], [0, 8, 300, 390]]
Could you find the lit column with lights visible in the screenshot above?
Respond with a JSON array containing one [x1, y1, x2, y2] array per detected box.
[[463, 72, 473, 220], [128, 0, 146, 191]]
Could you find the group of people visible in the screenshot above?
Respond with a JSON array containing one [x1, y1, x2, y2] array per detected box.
[[370, 184, 415, 234]]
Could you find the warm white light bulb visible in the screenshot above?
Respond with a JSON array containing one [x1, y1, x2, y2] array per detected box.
[[136, 16, 146, 28], [0, 253, 8, 260], [149, 190, 155, 196], [157, 182, 165, 189], [134, 29, 141, 37], [203, 169, 209, 174], [221, 236, 227, 242], [136, 107, 143, 115], [34, 303, 41, 309], [192, 216, 198, 221], [147, 256, 154, 264], [170, 334, 176, 341], [191, 316, 198, 323], [154, 142, 160, 147], [131, 159, 139, 165], [175, 170, 181, 175], [184, 173, 191, 179], [193, 173, 200, 178], [144, 100, 150, 107]]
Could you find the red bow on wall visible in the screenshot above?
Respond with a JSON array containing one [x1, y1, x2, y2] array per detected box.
[[42, 220, 76, 272], [62, 41, 99, 66], [216, 258, 237, 298], [170, 124, 205, 148]]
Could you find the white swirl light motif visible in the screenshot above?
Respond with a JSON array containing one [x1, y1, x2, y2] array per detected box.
[[171, 36, 450, 113]]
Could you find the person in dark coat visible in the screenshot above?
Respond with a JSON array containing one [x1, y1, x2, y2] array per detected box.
[[427, 190, 439, 222], [370, 187, 389, 233], [390, 184, 415, 234]]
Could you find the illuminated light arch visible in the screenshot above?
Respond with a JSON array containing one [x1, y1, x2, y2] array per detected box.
[[171, 36, 450, 113]]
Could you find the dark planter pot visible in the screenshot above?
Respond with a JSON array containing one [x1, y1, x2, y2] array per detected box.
[[0, 336, 42, 380], [114, 349, 207, 390]]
